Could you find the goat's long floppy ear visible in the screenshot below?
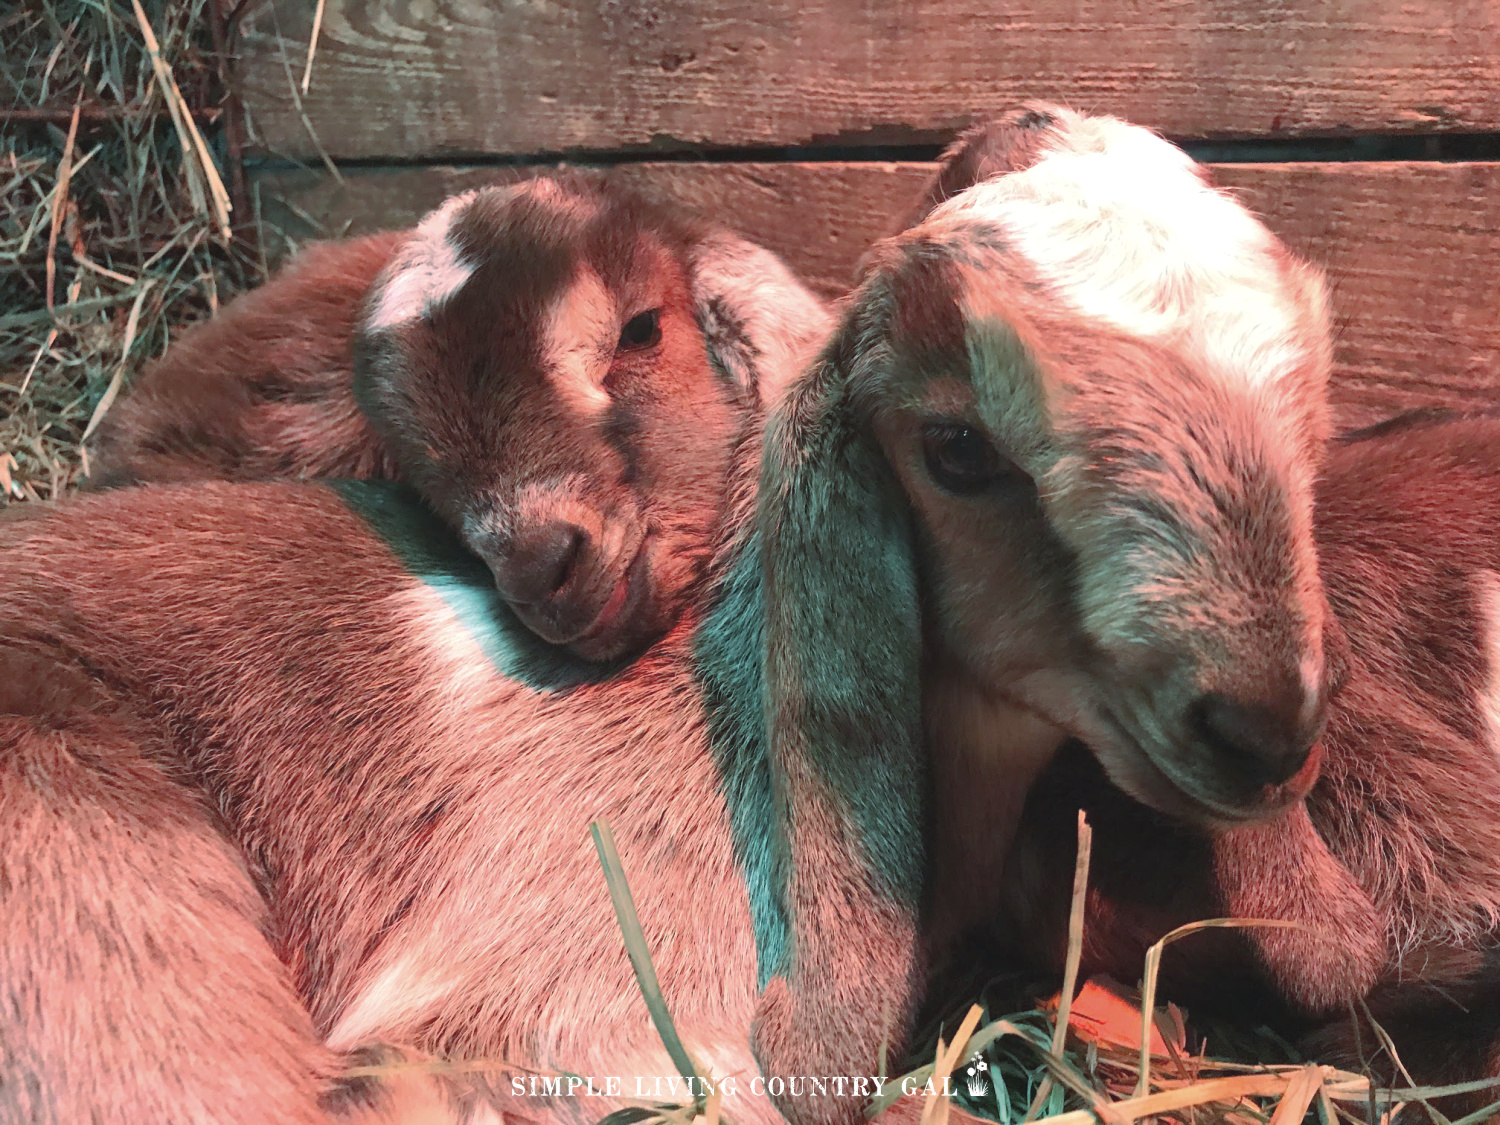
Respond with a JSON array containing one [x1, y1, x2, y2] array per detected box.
[[686, 230, 834, 413], [751, 292, 928, 1124], [896, 101, 1071, 232]]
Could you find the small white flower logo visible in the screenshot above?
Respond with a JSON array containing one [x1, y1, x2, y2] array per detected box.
[[963, 1057, 988, 1098]]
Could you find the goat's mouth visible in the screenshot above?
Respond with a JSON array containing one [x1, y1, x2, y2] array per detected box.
[[1005, 671, 1317, 830], [1090, 704, 1320, 829], [565, 537, 656, 662], [491, 528, 663, 663]]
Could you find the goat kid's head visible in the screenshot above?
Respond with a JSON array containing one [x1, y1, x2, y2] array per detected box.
[[355, 174, 825, 662], [767, 106, 1338, 827]]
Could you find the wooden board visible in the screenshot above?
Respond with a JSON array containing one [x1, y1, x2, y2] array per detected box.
[[252, 161, 1500, 429], [239, 0, 1500, 162], [254, 161, 931, 297], [1211, 162, 1500, 427]]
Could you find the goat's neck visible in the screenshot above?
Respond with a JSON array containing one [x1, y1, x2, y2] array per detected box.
[[923, 667, 1067, 962]]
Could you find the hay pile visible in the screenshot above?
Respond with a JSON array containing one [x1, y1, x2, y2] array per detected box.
[[1, 0, 249, 502]]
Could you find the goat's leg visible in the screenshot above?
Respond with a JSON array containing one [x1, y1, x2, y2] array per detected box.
[[1300, 965, 1500, 1123], [1212, 800, 1386, 1015], [0, 660, 337, 1125]]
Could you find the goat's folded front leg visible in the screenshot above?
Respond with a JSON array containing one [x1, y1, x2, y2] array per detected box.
[[1213, 798, 1386, 1015], [1300, 958, 1500, 1124]]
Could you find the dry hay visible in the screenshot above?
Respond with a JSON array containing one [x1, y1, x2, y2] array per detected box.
[[1, 0, 249, 502]]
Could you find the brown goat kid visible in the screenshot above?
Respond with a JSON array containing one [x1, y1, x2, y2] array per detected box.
[[751, 106, 1373, 1123], [888, 111, 1500, 1113], [89, 174, 826, 662], [1, 109, 1353, 1125], [981, 414, 1500, 1117], [8, 175, 835, 1125], [0, 481, 773, 1125]]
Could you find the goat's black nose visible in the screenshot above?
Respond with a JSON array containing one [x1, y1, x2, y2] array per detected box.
[[1188, 691, 1314, 788], [503, 520, 586, 605]]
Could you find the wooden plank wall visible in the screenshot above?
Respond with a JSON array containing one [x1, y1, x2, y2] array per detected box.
[[238, 0, 1500, 431]]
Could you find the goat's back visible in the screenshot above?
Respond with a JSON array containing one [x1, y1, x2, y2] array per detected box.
[[0, 481, 767, 1111], [87, 234, 403, 488]]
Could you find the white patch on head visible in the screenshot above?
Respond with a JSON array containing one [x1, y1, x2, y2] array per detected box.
[[688, 231, 833, 410], [540, 264, 615, 417], [928, 108, 1328, 421], [1472, 569, 1500, 758], [365, 189, 490, 332]]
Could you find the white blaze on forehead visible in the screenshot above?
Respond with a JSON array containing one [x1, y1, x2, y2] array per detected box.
[[929, 112, 1322, 402], [541, 263, 616, 417], [366, 188, 486, 332]]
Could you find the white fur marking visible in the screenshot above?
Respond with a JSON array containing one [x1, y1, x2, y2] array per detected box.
[[327, 952, 460, 1051], [688, 231, 834, 408], [1299, 647, 1325, 730], [367, 189, 485, 332], [541, 265, 615, 416], [385, 582, 538, 712], [930, 109, 1319, 404], [1472, 569, 1500, 758]]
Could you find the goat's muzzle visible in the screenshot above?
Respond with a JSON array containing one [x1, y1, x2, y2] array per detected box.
[[1186, 690, 1319, 792], [1007, 665, 1327, 829], [472, 517, 657, 662]]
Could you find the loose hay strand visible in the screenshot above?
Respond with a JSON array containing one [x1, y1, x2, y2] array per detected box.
[[44, 99, 81, 313], [129, 0, 231, 243], [82, 278, 152, 440], [300, 0, 327, 93], [591, 819, 705, 1091], [1025, 812, 1093, 1123], [1133, 918, 1302, 1099], [4, 0, 251, 501]]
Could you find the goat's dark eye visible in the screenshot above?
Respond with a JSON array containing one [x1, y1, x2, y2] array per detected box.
[[921, 424, 1018, 495], [618, 309, 662, 351]]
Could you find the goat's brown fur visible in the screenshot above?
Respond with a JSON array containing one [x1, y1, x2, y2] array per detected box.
[[967, 416, 1500, 1119], [0, 651, 339, 1125], [751, 108, 1352, 1120], [16, 109, 1450, 1125], [90, 174, 828, 663], [88, 232, 402, 486], [0, 481, 778, 1124]]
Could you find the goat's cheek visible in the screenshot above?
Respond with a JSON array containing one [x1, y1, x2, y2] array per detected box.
[[636, 385, 736, 512]]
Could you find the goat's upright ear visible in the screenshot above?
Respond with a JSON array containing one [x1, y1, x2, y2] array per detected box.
[[751, 291, 928, 1124], [896, 102, 1072, 231], [686, 230, 834, 413]]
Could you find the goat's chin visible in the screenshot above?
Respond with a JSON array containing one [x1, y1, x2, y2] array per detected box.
[[516, 566, 679, 666], [1096, 738, 1318, 833], [1005, 670, 1316, 831], [565, 595, 679, 663]]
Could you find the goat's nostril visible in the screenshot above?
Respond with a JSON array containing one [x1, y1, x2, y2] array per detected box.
[[542, 524, 585, 595], [1188, 692, 1314, 788]]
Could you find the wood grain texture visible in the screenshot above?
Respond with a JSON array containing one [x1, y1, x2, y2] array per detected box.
[[1212, 162, 1500, 426], [252, 160, 1500, 428], [254, 162, 931, 296], [239, 0, 1500, 162]]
